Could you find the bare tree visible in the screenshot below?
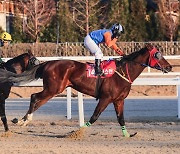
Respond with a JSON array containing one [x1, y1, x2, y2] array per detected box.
[[15, 0, 56, 42], [72, 0, 107, 35], [157, 0, 179, 41]]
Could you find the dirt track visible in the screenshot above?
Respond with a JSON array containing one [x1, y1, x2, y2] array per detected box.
[[0, 119, 180, 154]]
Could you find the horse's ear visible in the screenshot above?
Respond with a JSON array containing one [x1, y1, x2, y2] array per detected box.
[[145, 43, 153, 50], [27, 50, 33, 56]]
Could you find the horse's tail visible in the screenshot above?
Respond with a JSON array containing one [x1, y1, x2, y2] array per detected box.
[[0, 63, 44, 85]]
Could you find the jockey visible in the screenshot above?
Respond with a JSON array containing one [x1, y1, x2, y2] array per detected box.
[[0, 32, 12, 64], [84, 23, 125, 76]]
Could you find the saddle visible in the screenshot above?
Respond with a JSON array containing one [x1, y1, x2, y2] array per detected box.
[[86, 60, 116, 78]]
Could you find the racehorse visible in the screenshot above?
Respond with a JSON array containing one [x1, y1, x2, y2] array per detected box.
[[0, 44, 172, 137], [0, 51, 39, 133]]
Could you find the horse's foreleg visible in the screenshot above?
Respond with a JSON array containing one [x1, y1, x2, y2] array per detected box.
[[113, 100, 132, 137], [0, 95, 9, 132], [1, 116, 8, 131], [113, 100, 129, 137], [83, 98, 110, 127], [66, 99, 109, 139]]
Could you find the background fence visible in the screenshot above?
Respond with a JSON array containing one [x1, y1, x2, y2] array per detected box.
[[1, 41, 180, 57]]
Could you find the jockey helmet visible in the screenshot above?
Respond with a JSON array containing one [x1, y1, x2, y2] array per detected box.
[[0, 32, 12, 41], [111, 23, 124, 38]]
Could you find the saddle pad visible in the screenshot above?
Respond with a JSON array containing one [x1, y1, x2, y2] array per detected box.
[[86, 60, 116, 78]]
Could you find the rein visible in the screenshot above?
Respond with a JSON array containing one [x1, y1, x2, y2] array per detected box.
[[114, 63, 133, 84], [126, 63, 133, 83], [141, 63, 162, 70], [114, 47, 165, 83], [126, 53, 163, 71]]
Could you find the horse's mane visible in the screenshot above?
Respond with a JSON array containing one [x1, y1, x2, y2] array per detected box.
[[115, 47, 148, 66]]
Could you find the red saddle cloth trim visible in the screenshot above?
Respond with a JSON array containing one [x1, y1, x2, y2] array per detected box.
[[86, 60, 116, 78]]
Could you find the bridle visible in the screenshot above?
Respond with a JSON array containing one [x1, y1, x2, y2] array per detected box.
[[27, 55, 40, 69], [141, 47, 163, 71], [115, 47, 168, 84]]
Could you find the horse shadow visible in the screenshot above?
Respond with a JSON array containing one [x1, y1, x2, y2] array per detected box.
[[13, 130, 67, 138]]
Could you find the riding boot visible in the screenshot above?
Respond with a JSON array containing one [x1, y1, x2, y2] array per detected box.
[[95, 59, 103, 76]]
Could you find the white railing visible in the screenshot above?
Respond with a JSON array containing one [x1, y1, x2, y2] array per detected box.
[[4, 56, 180, 126], [16, 77, 180, 126]]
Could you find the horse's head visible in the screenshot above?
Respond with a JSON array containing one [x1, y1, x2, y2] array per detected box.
[[26, 50, 40, 69], [4, 51, 40, 74], [145, 43, 172, 73]]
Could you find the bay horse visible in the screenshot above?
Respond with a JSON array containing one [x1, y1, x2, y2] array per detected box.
[[0, 51, 39, 133], [0, 44, 172, 137]]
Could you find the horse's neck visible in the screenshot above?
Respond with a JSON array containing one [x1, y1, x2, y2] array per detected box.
[[4, 53, 31, 75], [5, 63, 24, 74], [119, 57, 148, 82], [126, 62, 145, 82], [128, 54, 150, 82]]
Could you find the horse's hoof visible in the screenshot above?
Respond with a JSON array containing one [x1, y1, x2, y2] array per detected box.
[[12, 118, 28, 126], [130, 132, 137, 137], [11, 118, 19, 124], [20, 121, 29, 126]]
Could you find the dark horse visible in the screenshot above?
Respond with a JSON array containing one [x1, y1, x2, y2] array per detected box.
[[0, 51, 39, 133], [0, 44, 172, 137]]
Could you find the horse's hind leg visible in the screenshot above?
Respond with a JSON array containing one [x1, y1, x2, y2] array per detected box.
[[14, 73, 70, 126], [16, 89, 54, 126]]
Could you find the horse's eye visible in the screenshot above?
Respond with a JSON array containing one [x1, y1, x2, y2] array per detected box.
[[154, 52, 162, 60]]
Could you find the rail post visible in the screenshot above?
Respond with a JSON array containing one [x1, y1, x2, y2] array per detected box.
[[78, 92, 84, 126], [66, 87, 71, 119], [177, 77, 180, 119]]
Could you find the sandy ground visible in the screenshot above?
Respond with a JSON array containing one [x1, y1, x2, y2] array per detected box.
[[0, 119, 180, 154]]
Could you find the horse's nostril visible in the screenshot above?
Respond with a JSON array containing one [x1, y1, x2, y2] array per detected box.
[[169, 66, 172, 70], [167, 66, 172, 72]]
